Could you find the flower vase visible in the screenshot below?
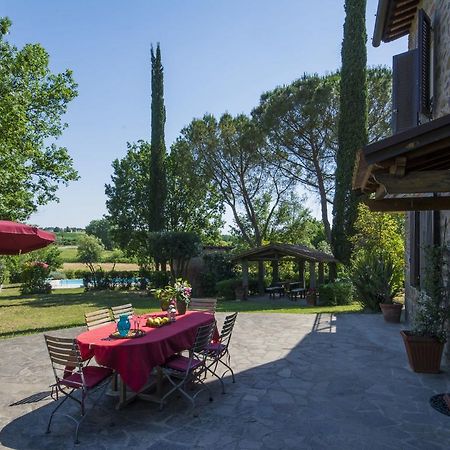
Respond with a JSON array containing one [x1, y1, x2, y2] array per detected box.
[[117, 314, 131, 337], [177, 301, 187, 315]]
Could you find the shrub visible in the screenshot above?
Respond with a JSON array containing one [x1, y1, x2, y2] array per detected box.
[[216, 278, 241, 300], [319, 281, 354, 306], [64, 269, 75, 279], [49, 271, 66, 280], [198, 252, 235, 296], [149, 270, 171, 289], [215, 277, 260, 300], [199, 271, 217, 296], [20, 263, 52, 295], [351, 252, 401, 311]]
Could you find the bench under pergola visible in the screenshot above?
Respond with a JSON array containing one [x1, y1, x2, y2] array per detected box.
[[233, 243, 338, 296]]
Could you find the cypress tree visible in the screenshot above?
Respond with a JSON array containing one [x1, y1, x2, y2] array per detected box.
[[332, 0, 368, 263], [149, 43, 167, 232]]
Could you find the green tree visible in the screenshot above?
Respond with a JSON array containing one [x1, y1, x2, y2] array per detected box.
[[182, 113, 295, 292], [332, 0, 368, 263], [85, 218, 114, 250], [166, 138, 224, 241], [0, 17, 78, 221], [105, 141, 152, 261], [77, 235, 104, 274], [253, 73, 339, 242], [351, 203, 404, 287], [149, 231, 201, 281], [253, 68, 391, 245], [149, 43, 167, 232]]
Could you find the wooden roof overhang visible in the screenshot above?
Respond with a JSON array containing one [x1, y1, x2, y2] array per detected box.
[[353, 114, 450, 212], [372, 0, 420, 47], [232, 243, 338, 264]]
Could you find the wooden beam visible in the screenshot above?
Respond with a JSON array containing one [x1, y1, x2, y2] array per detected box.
[[375, 171, 450, 194], [365, 197, 450, 212], [389, 157, 407, 176]]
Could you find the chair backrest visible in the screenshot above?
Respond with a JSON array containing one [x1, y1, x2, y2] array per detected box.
[[191, 322, 216, 356], [189, 298, 217, 313], [44, 335, 84, 387], [85, 308, 112, 330], [219, 312, 238, 349], [111, 303, 134, 321]]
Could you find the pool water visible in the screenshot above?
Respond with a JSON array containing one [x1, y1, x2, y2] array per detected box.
[[51, 278, 84, 288]]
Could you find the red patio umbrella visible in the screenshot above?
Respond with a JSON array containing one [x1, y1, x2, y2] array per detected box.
[[0, 221, 56, 255]]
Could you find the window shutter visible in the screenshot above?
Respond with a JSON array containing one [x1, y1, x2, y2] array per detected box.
[[392, 49, 419, 133], [418, 9, 432, 119]]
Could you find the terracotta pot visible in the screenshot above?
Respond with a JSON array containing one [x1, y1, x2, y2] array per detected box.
[[306, 294, 316, 306], [177, 301, 187, 315], [379, 302, 403, 323], [400, 330, 445, 373]]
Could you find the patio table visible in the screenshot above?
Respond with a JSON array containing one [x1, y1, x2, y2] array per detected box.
[[76, 311, 215, 407]]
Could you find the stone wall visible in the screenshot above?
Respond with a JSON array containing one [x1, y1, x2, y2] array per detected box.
[[406, 0, 450, 358]]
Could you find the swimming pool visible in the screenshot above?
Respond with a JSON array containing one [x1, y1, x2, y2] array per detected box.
[[50, 278, 84, 289]]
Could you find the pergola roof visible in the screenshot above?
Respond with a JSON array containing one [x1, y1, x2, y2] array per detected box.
[[232, 243, 338, 264], [353, 114, 450, 211], [372, 0, 420, 47]]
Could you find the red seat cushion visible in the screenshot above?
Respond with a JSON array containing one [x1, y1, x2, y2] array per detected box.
[[164, 355, 203, 372], [61, 366, 112, 389]]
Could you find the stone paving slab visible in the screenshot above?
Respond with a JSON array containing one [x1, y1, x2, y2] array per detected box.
[[0, 313, 449, 449]]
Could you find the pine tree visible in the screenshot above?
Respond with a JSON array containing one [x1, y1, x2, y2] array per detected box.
[[331, 0, 368, 264], [149, 43, 167, 232]]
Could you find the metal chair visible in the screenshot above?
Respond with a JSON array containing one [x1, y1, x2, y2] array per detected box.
[[44, 335, 113, 444], [159, 322, 215, 411], [206, 312, 238, 393], [189, 298, 217, 313], [110, 303, 134, 321], [84, 308, 113, 330]]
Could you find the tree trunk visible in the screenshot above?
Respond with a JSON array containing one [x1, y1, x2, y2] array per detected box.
[[313, 156, 332, 243]]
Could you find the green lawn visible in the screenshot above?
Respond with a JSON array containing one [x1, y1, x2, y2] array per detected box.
[[0, 285, 363, 339], [58, 246, 127, 263]]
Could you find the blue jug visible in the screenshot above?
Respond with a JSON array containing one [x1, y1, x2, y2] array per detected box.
[[117, 314, 131, 337]]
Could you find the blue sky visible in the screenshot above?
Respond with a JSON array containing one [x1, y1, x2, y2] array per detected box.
[[3, 0, 407, 228]]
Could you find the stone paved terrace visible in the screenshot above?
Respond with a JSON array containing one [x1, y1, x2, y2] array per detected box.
[[0, 313, 449, 449]]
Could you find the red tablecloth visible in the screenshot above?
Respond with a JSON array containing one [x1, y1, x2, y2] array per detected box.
[[76, 311, 215, 392]]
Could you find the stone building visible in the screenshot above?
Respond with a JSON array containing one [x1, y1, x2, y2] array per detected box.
[[353, 0, 450, 360]]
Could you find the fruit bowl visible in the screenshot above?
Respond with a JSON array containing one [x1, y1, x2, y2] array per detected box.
[[146, 317, 171, 328]]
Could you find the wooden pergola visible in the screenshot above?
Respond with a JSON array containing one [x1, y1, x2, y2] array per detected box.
[[353, 114, 450, 211], [232, 243, 338, 296]]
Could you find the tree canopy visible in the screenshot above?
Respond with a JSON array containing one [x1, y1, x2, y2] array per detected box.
[[253, 68, 391, 245], [85, 218, 114, 250], [105, 141, 152, 261], [166, 138, 224, 242], [0, 17, 78, 221]]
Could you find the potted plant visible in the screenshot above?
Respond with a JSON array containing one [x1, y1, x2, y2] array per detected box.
[[401, 244, 449, 373], [152, 285, 176, 311], [352, 252, 402, 322], [306, 288, 317, 306], [173, 279, 192, 315]]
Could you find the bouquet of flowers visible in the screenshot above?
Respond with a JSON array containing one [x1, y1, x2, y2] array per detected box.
[[174, 278, 192, 306]]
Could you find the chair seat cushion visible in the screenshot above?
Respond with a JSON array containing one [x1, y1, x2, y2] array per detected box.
[[207, 342, 226, 354], [164, 355, 203, 372], [61, 366, 113, 389]]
